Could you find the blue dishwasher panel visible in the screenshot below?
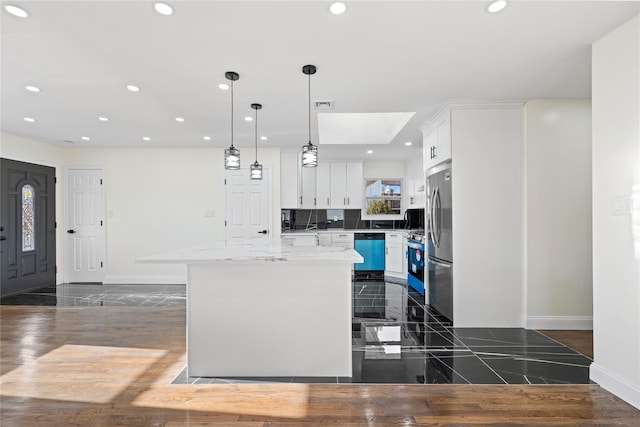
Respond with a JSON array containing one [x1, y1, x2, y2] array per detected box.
[[354, 238, 385, 271]]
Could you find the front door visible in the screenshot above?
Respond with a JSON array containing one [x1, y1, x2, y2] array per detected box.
[[65, 168, 104, 283], [0, 158, 56, 296], [225, 167, 271, 240]]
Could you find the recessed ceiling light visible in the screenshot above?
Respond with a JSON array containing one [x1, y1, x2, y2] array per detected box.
[[4, 5, 29, 18], [153, 2, 173, 16], [244, 116, 253, 122], [98, 116, 109, 122], [142, 136, 151, 141], [329, 2, 346, 15], [25, 85, 40, 92], [260, 136, 267, 141], [367, 150, 373, 154], [23, 117, 35, 122], [404, 141, 412, 146], [126, 85, 140, 92], [81, 136, 91, 141], [486, 0, 507, 13], [218, 83, 229, 90], [175, 117, 185, 122], [203, 136, 211, 141]]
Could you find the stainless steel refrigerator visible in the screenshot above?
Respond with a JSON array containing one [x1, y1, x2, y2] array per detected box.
[[426, 161, 453, 322]]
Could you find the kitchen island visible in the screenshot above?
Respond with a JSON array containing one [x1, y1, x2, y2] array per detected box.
[[138, 239, 363, 377]]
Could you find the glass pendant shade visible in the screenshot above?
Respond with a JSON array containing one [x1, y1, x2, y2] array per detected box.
[[224, 146, 240, 170], [250, 161, 263, 180], [301, 141, 318, 167]]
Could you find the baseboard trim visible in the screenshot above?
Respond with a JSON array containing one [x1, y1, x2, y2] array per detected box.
[[527, 315, 593, 330], [384, 274, 407, 285], [590, 363, 640, 410], [103, 275, 186, 285]]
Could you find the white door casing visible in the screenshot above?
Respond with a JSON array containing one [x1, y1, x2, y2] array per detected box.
[[65, 168, 105, 283], [225, 167, 272, 240]]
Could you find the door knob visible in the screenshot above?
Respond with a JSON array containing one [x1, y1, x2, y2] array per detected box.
[[0, 236, 6, 241], [67, 229, 76, 234], [258, 230, 268, 234]]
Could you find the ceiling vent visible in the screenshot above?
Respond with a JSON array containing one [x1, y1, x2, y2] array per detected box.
[[314, 100, 333, 110]]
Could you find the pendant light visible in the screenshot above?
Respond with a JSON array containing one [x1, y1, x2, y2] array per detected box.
[[224, 71, 240, 170], [301, 64, 318, 167], [250, 103, 263, 180]]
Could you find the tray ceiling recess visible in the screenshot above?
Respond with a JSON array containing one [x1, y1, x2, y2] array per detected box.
[[318, 112, 415, 145]]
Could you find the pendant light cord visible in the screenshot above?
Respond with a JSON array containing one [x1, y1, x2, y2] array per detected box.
[[230, 79, 234, 149], [308, 72, 311, 144], [254, 107, 258, 162]]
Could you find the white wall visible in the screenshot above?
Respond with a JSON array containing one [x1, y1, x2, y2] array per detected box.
[[590, 15, 640, 410], [1, 132, 66, 284], [62, 147, 281, 284], [525, 99, 593, 330], [1, 136, 282, 284], [451, 107, 525, 327], [363, 161, 405, 179]]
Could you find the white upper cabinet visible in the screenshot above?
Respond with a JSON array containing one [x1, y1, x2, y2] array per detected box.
[[404, 153, 425, 208], [280, 154, 362, 210], [422, 109, 452, 171], [300, 163, 316, 208], [316, 163, 331, 209], [330, 162, 348, 208], [345, 162, 363, 209], [280, 151, 317, 209], [321, 161, 363, 209]]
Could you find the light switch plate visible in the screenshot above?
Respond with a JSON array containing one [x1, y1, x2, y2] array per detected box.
[[612, 195, 632, 215]]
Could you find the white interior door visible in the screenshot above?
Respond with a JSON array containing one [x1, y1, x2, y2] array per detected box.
[[65, 168, 104, 283], [225, 167, 271, 240]]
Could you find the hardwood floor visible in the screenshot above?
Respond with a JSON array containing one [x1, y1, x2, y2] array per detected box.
[[538, 330, 594, 360], [1, 306, 637, 426]]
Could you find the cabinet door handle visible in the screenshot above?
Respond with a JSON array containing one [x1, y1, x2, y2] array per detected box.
[[434, 146, 437, 157], [327, 197, 330, 206], [347, 197, 350, 205], [314, 197, 316, 206], [385, 247, 388, 255], [343, 197, 346, 205], [300, 196, 303, 204]]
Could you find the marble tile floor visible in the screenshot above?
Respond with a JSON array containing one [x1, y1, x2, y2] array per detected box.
[[0, 283, 186, 307], [173, 281, 593, 386], [1, 281, 592, 386]]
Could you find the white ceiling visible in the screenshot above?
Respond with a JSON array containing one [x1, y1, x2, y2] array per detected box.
[[1, 1, 638, 162]]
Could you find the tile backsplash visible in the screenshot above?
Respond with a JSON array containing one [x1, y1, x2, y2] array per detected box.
[[282, 209, 407, 231]]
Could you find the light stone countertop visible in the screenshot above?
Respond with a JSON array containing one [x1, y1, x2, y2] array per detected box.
[[137, 239, 364, 264]]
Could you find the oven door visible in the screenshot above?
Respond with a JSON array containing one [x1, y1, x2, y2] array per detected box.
[[407, 240, 425, 294]]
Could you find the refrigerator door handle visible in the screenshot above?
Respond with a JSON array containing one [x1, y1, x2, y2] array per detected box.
[[434, 187, 442, 248], [428, 257, 452, 269], [428, 186, 437, 246]]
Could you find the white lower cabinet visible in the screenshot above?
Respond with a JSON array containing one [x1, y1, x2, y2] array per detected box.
[[317, 232, 354, 249], [331, 232, 354, 249], [385, 232, 406, 280], [282, 233, 318, 246], [318, 233, 332, 247]]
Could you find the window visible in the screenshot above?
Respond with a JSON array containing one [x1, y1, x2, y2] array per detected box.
[[362, 178, 403, 219], [22, 184, 35, 251]]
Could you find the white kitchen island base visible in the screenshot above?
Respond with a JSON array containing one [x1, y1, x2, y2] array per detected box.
[[138, 240, 362, 378], [188, 262, 352, 377]]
